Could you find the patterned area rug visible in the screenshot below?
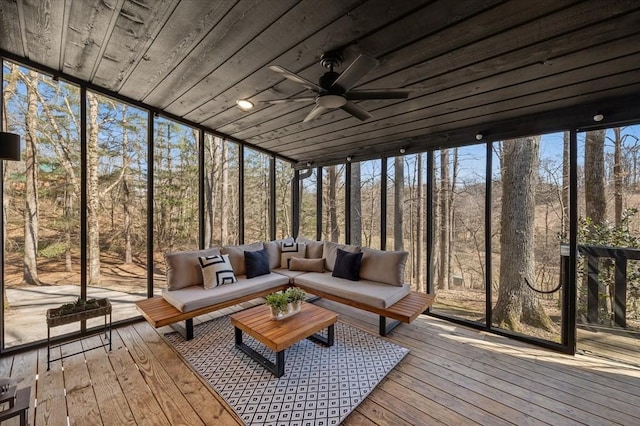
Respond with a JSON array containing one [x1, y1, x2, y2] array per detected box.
[[165, 315, 409, 425]]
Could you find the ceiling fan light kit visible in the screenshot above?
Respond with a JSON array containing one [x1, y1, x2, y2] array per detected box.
[[266, 51, 409, 123], [317, 94, 346, 108], [235, 99, 254, 110]]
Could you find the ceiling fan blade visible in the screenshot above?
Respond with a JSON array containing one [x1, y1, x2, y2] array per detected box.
[[269, 65, 322, 92], [264, 97, 316, 104], [331, 54, 379, 92], [340, 101, 372, 121], [303, 104, 329, 122], [347, 89, 410, 100]]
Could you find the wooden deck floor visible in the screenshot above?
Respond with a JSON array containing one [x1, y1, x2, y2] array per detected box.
[[2, 299, 640, 425]]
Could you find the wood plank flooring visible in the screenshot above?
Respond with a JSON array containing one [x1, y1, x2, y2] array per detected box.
[[1, 299, 639, 425]]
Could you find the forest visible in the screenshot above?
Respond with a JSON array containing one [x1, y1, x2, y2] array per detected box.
[[3, 61, 640, 348]]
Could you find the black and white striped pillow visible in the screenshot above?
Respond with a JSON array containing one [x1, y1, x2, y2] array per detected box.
[[199, 254, 237, 289], [280, 242, 306, 269]]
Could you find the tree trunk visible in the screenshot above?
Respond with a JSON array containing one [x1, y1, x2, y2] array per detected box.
[[221, 140, 229, 245], [584, 129, 607, 314], [416, 153, 423, 291], [494, 136, 555, 332], [87, 92, 101, 285], [561, 131, 570, 238], [65, 186, 72, 272], [122, 110, 132, 264], [394, 157, 404, 251], [350, 162, 362, 246], [585, 130, 606, 225], [3, 64, 18, 264], [23, 71, 40, 285], [613, 127, 623, 226], [439, 149, 450, 290], [450, 148, 458, 287], [328, 166, 339, 242]]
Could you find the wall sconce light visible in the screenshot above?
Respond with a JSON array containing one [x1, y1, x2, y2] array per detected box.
[[0, 132, 22, 161], [346, 156, 353, 162], [593, 113, 604, 122], [306, 161, 312, 168], [475, 132, 484, 141], [236, 99, 255, 110], [399, 147, 406, 154]]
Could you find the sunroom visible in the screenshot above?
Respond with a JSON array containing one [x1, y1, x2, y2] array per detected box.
[[0, 1, 639, 424]]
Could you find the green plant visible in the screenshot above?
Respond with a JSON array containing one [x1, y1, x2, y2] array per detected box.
[[285, 287, 306, 303], [56, 298, 100, 316], [265, 292, 289, 314]]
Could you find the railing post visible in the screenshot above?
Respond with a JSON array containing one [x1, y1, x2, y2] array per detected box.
[[614, 254, 627, 328], [587, 254, 599, 323]]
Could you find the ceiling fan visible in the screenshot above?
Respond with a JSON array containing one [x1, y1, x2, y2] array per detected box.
[[266, 51, 409, 122]]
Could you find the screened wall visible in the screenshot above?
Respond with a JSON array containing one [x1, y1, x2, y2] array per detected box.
[[0, 60, 293, 350], [3, 56, 640, 355]]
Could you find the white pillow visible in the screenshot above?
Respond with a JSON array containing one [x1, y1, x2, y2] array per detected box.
[[199, 254, 237, 289], [280, 242, 306, 268]]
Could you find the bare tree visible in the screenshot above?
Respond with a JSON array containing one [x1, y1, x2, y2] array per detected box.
[[23, 70, 40, 285], [121, 107, 132, 263], [585, 130, 606, 226], [416, 153, 424, 290], [394, 157, 404, 250], [439, 149, 450, 290], [350, 162, 362, 246], [613, 128, 624, 226], [221, 140, 229, 245], [494, 136, 554, 332], [561, 131, 569, 237], [87, 92, 101, 285]]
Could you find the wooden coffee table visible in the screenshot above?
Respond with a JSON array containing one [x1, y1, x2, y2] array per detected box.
[[230, 303, 338, 377]]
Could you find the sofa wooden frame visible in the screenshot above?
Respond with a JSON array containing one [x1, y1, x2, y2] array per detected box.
[[136, 283, 434, 340]]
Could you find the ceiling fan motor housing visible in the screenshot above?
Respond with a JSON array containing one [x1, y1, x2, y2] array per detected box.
[[319, 71, 341, 91]]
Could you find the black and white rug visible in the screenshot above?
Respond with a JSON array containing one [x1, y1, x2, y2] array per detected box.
[[165, 315, 409, 425]]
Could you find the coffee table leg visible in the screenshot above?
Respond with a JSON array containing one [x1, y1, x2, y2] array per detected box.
[[235, 326, 243, 345], [234, 326, 285, 378], [275, 350, 285, 377], [307, 323, 335, 347]]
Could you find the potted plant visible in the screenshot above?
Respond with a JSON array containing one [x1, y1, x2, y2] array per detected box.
[[285, 287, 306, 311], [46, 297, 111, 327], [265, 292, 291, 320], [265, 287, 306, 320]]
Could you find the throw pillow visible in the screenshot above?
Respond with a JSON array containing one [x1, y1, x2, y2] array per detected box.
[[360, 248, 408, 286], [165, 247, 221, 290], [221, 242, 263, 276], [332, 248, 363, 281], [289, 257, 324, 273], [280, 242, 306, 268], [244, 247, 271, 279], [322, 241, 360, 271], [295, 236, 324, 258], [264, 237, 294, 270], [199, 254, 237, 289]]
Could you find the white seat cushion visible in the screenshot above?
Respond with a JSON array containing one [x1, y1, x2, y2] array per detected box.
[[272, 268, 308, 283], [162, 273, 289, 312], [293, 272, 409, 309]]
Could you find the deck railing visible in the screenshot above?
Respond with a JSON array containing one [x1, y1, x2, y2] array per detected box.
[[562, 244, 640, 328]]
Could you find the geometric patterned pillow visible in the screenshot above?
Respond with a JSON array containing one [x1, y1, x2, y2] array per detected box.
[[280, 242, 306, 269], [199, 254, 237, 289]]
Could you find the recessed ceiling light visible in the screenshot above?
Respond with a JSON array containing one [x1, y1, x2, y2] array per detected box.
[[475, 132, 484, 141], [236, 99, 254, 110], [593, 113, 604, 122]]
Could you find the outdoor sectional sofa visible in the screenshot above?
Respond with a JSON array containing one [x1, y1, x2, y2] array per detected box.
[[136, 237, 435, 340]]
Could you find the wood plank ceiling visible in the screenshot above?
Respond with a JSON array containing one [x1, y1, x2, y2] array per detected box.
[[1, 0, 640, 167]]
